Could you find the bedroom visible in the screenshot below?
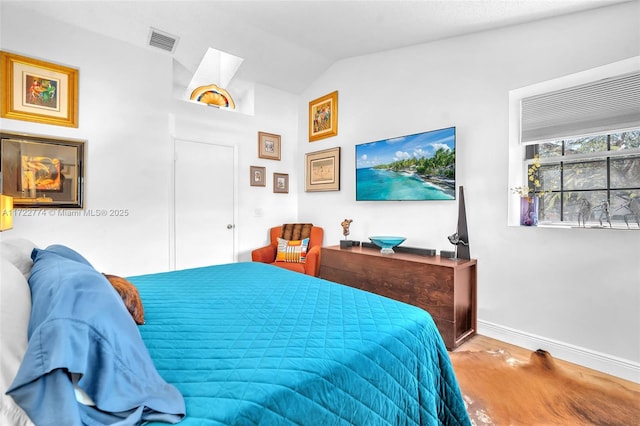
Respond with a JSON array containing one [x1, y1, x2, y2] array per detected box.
[[0, 0, 638, 416]]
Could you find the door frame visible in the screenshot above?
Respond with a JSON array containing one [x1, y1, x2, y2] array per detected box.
[[169, 137, 239, 271]]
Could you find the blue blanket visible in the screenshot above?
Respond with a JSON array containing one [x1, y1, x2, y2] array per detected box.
[[130, 262, 470, 425], [7, 247, 185, 425]]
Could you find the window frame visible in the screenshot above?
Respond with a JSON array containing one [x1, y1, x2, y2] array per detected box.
[[527, 133, 640, 227], [508, 56, 640, 229]]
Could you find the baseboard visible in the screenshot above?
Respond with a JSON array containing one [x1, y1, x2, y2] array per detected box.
[[478, 320, 640, 384]]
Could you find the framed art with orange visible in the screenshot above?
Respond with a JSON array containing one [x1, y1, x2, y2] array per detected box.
[[0, 131, 85, 208], [1, 51, 79, 127], [308, 90, 338, 142]]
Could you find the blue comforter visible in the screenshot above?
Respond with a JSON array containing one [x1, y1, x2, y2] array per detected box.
[[129, 262, 470, 425]]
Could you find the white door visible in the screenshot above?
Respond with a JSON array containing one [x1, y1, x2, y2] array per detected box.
[[174, 139, 235, 269]]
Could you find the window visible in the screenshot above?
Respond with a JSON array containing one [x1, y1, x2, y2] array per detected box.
[[509, 57, 640, 229], [528, 130, 640, 228]]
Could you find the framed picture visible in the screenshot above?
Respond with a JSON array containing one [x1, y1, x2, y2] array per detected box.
[[273, 173, 289, 194], [305, 147, 340, 192], [258, 131, 281, 160], [250, 165, 266, 187], [309, 90, 338, 142], [1, 131, 84, 208], [1, 51, 79, 127]]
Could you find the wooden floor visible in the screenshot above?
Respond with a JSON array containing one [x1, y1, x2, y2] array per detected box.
[[454, 334, 640, 393]]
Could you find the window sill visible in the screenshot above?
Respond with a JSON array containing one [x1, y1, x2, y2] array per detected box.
[[522, 222, 640, 230]]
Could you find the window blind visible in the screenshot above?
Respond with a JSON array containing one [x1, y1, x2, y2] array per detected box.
[[521, 71, 640, 144]]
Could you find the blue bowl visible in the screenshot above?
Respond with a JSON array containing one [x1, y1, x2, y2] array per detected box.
[[369, 236, 406, 253]]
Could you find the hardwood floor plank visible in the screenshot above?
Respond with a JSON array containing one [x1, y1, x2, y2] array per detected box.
[[453, 334, 640, 393]]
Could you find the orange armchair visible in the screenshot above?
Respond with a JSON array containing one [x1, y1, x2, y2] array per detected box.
[[251, 224, 324, 276]]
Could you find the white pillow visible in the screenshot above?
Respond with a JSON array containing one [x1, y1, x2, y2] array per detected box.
[[0, 258, 34, 425], [0, 238, 37, 280]]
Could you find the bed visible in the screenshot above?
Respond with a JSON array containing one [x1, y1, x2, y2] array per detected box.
[[1, 239, 470, 425]]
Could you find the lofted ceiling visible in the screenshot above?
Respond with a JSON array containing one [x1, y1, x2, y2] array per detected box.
[[3, 0, 632, 94]]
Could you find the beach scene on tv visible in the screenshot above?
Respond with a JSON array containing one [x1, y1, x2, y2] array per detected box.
[[356, 127, 456, 201]]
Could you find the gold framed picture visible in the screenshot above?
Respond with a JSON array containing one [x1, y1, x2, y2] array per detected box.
[[250, 165, 266, 187], [309, 90, 338, 142], [258, 131, 281, 160], [273, 173, 289, 193], [1, 51, 79, 127], [305, 147, 340, 192], [1, 131, 85, 208]]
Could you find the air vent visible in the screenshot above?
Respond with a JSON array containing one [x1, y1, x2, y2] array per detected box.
[[148, 27, 179, 53]]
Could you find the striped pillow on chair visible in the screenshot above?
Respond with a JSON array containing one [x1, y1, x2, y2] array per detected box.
[[275, 237, 309, 263]]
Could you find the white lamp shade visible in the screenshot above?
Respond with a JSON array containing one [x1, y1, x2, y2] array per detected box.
[[0, 195, 13, 231]]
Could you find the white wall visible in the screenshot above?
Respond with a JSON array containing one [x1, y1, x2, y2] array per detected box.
[[1, 6, 173, 275], [0, 4, 300, 275], [298, 2, 640, 380]]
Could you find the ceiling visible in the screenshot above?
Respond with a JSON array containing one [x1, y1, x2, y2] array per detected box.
[[4, 0, 632, 94]]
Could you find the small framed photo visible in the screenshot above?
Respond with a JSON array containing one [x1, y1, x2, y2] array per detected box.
[[1, 51, 79, 127], [309, 90, 338, 142], [258, 131, 281, 160], [273, 173, 289, 194], [305, 147, 340, 192], [250, 165, 266, 187], [1, 131, 85, 208]]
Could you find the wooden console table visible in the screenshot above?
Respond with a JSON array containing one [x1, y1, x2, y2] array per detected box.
[[319, 245, 477, 349]]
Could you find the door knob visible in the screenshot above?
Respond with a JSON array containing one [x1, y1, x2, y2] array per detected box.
[[227, 224, 234, 229]]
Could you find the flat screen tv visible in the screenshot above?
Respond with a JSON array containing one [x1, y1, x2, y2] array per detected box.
[[356, 127, 455, 201]]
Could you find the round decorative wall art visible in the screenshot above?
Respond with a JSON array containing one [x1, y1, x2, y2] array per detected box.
[[190, 84, 235, 109]]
